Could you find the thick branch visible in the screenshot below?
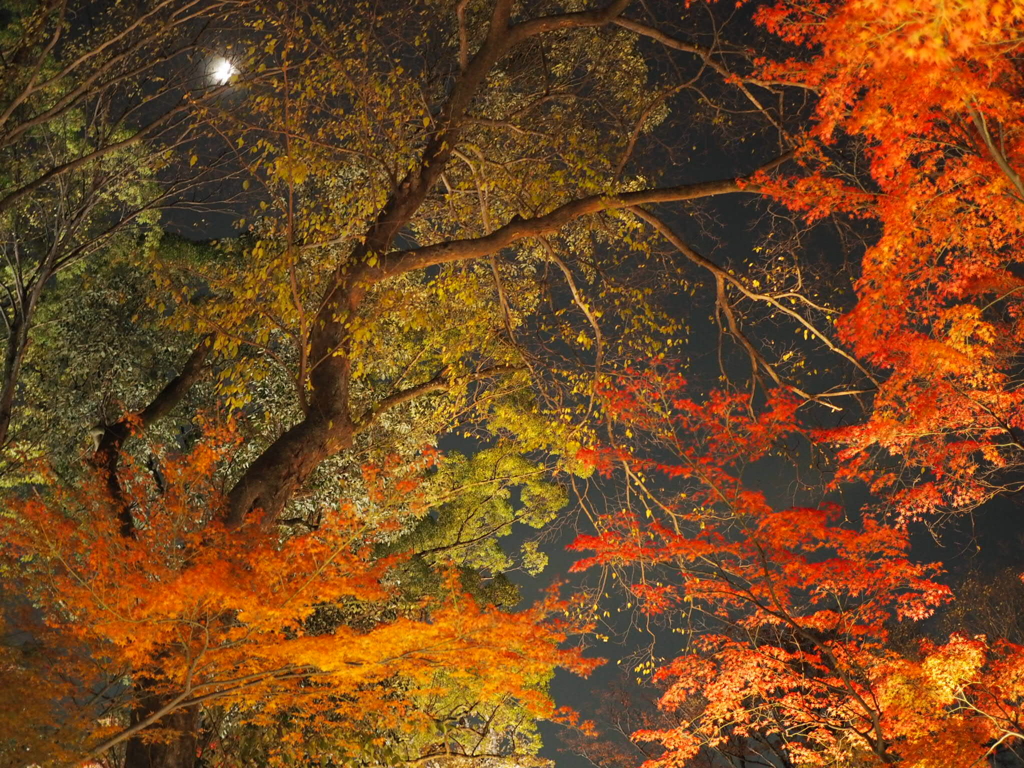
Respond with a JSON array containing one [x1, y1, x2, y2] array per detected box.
[[0, 314, 31, 449], [508, 0, 633, 44], [376, 171, 774, 281], [92, 335, 214, 538]]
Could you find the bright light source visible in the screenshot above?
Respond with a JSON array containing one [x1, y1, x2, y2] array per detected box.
[[212, 59, 236, 85]]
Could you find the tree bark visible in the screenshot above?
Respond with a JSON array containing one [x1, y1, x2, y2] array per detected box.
[[0, 313, 30, 448], [226, 410, 354, 528], [123, 691, 199, 768]]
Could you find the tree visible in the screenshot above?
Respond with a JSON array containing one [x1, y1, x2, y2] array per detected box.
[[0, 1, 814, 767], [133, 0, 814, 526], [1, 418, 597, 768], [557, 0, 1024, 763], [751, 0, 1024, 520], [25, 0, 1020, 766], [0, 0, 243, 452], [569, 365, 1024, 768]]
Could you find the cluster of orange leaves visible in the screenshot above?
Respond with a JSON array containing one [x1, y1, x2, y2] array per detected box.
[[0, 419, 595, 765], [753, 0, 1024, 518], [571, 366, 1024, 767]]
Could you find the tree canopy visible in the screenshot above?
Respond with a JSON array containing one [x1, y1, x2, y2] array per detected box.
[[1, 1, 1023, 768]]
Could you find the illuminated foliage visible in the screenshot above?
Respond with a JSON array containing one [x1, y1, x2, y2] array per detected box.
[[0, 421, 594, 767], [755, 0, 1024, 519], [568, 366, 1024, 767], [6, 1, 1024, 767]]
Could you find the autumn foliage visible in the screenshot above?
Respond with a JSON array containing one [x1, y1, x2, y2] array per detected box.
[[4, 0, 1024, 767], [753, 0, 1024, 519], [571, 366, 1024, 767], [553, 6, 1024, 759], [0, 420, 593, 766]]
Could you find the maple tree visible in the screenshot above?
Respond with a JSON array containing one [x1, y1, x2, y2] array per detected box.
[[569, 366, 1024, 768], [1, 418, 595, 768], [561, 2, 1024, 765], [750, 0, 1024, 520]]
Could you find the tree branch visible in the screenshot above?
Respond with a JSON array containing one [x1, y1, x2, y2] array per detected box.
[[355, 364, 522, 433], [508, 0, 634, 44], [375, 155, 792, 282], [92, 335, 214, 538], [613, 17, 792, 139], [969, 106, 1024, 203], [628, 205, 877, 387]]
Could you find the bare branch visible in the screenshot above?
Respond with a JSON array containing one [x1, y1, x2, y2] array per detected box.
[[628, 205, 878, 389]]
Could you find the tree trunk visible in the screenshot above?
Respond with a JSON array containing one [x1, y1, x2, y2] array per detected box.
[[226, 411, 354, 527], [94, 339, 214, 767], [0, 314, 30, 448], [123, 691, 199, 768]]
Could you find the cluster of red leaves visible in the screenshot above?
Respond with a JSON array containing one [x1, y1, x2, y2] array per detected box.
[[0, 421, 594, 766], [755, 0, 1024, 518], [571, 367, 1024, 767]]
